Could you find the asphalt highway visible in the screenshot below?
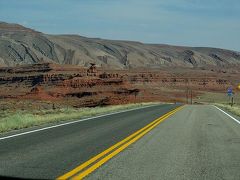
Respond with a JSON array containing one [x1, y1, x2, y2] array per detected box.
[[0, 104, 239, 179], [88, 105, 240, 180], [0, 104, 179, 179]]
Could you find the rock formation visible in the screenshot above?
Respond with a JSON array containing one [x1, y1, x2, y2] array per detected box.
[[0, 22, 239, 69]]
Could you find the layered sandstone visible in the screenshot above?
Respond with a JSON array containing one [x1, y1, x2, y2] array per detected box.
[[0, 63, 239, 107]]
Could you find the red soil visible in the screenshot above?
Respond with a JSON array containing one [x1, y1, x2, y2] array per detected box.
[[0, 63, 239, 107]]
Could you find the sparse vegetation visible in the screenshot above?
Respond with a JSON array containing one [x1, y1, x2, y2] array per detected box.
[[195, 91, 240, 117], [0, 102, 159, 133], [196, 91, 240, 104], [214, 103, 240, 117]]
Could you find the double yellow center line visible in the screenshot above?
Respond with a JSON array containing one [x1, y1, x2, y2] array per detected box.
[[57, 105, 184, 180]]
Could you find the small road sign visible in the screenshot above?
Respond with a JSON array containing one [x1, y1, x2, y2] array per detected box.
[[227, 87, 234, 106], [227, 87, 233, 97]]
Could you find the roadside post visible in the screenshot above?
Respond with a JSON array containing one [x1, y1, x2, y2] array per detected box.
[[231, 96, 234, 107]]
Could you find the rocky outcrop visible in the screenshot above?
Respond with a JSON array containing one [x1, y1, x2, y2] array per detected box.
[[0, 63, 238, 106]]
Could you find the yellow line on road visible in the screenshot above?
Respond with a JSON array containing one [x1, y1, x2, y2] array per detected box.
[[57, 105, 184, 180]]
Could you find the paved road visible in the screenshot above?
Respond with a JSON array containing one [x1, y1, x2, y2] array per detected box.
[[88, 105, 240, 180], [0, 104, 179, 179]]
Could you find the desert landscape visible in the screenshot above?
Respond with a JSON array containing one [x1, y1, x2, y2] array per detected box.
[[1, 1, 240, 179], [0, 22, 240, 132], [0, 22, 240, 109], [0, 62, 239, 110]]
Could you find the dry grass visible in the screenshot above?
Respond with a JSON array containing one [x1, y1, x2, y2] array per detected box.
[[0, 102, 159, 133], [195, 91, 240, 117], [196, 91, 240, 104], [214, 103, 240, 117]]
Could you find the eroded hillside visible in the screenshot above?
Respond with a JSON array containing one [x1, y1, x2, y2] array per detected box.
[[0, 22, 240, 69]]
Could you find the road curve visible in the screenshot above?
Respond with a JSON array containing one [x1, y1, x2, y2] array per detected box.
[[0, 104, 179, 179], [88, 105, 240, 180]]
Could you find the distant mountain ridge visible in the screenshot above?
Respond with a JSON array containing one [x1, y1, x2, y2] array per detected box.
[[0, 22, 239, 69]]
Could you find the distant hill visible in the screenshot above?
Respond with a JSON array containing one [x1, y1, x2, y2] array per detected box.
[[0, 22, 240, 69]]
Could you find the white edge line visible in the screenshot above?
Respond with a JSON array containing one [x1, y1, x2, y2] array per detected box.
[[214, 105, 240, 125], [0, 104, 161, 141]]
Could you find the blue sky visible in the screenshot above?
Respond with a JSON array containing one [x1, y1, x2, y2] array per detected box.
[[0, 0, 239, 51]]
